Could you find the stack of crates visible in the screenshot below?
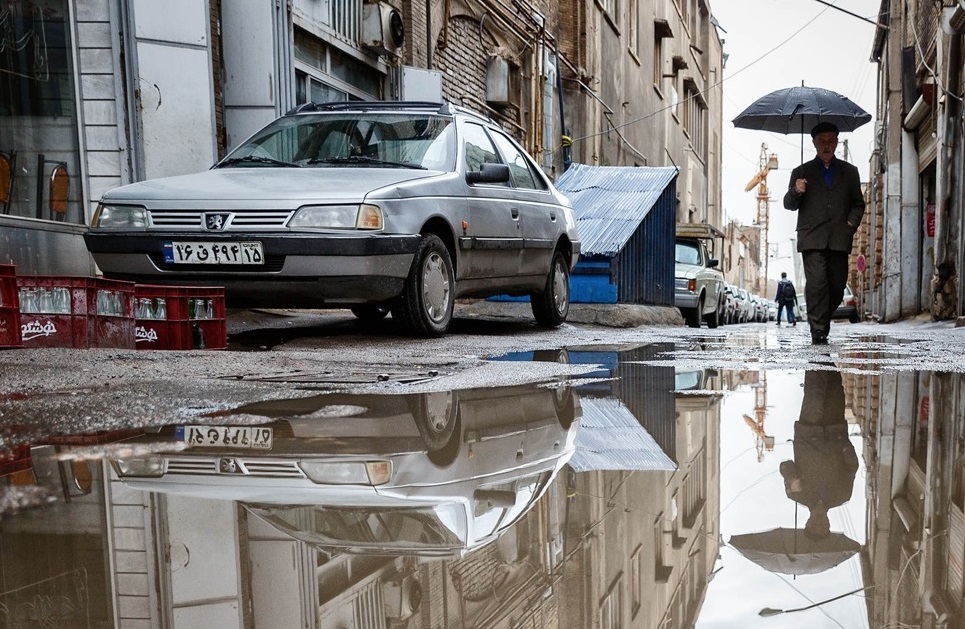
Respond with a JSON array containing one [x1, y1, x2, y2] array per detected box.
[[133, 285, 227, 350], [16, 276, 135, 349], [0, 264, 21, 348]]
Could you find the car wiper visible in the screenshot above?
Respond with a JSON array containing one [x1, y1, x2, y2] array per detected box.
[[217, 155, 301, 168], [309, 155, 426, 170]]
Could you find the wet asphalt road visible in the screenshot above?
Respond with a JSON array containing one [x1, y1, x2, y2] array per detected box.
[[1, 304, 960, 448]]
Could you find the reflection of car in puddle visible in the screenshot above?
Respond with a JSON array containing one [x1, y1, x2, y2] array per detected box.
[[675, 368, 723, 411], [110, 383, 579, 556]]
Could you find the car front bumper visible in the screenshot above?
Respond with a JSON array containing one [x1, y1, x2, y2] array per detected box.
[[84, 231, 422, 307]]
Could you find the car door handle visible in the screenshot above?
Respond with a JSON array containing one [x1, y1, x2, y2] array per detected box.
[[511, 208, 519, 219]]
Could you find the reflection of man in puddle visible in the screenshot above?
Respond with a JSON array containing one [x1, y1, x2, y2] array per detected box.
[[779, 369, 858, 540]]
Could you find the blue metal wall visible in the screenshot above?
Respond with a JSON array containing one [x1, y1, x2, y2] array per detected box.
[[612, 181, 676, 306]]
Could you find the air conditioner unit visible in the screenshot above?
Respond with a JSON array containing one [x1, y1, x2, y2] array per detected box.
[[362, 2, 405, 57], [382, 574, 422, 621]]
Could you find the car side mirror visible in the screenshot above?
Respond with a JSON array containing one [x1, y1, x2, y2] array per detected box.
[[707, 258, 719, 268], [466, 163, 510, 185]]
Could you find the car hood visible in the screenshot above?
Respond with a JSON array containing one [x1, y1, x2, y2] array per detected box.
[[100, 167, 444, 205], [674, 262, 703, 280]]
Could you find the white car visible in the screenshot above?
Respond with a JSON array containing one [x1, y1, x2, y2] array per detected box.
[[674, 226, 725, 328], [85, 101, 582, 337], [110, 383, 579, 557]]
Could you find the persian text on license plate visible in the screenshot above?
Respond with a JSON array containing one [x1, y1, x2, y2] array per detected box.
[[163, 241, 264, 265], [176, 425, 273, 449]]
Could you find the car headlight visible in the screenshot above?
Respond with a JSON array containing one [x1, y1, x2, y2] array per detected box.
[[298, 460, 391, 485], [289, 203, 383, 230], [91, 203, 149, 228], [111, 457, 165, 477]]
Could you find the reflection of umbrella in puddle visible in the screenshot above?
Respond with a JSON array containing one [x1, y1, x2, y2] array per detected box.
[[729, 527, 861, 576]]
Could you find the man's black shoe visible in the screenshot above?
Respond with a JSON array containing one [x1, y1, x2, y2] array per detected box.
[[811, 333, 828, 345]]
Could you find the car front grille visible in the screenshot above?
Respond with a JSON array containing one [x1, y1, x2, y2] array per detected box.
[[149, 209, 295, 230], [165, 457, 304, 477]]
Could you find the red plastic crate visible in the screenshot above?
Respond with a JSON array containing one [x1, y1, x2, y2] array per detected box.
[[0, 264, 21, 348], [16, 276, 135, 349], [133, 285, 227, 350]]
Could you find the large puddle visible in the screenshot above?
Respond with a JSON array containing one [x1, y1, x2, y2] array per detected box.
[[0, 342, 953, 628]]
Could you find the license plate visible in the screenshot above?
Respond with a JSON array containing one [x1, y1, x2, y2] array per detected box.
[[163, 241, 264, 265], [176, 425, 273, 449]]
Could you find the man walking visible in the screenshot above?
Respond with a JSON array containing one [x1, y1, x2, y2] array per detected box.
[[775, 272, 796, 326], [783, 122, 865, 344]]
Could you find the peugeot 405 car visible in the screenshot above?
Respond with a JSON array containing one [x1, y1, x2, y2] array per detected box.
[[84, 101, 581, 337]]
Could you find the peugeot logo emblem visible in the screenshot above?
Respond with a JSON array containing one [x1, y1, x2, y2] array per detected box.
[[219, 458, 242, 474], [203, 213, 231, 231]]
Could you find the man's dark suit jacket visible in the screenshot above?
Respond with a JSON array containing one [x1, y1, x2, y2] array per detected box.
[[782, 157, 865, 252]]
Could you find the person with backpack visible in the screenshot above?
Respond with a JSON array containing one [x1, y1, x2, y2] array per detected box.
[[775, 272, 797, 326]]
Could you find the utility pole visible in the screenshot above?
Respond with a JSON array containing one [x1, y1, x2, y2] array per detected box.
[[744, 144, 779, 295]]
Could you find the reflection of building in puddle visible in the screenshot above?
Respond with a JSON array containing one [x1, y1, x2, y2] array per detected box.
[[860, 369, 965, 629], [560, 344, 722, 628]]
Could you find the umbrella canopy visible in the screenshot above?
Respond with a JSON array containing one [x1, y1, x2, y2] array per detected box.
[[729, 527, 861, 576], [732, 85, 872, 162], [732, 85, 872, 134]]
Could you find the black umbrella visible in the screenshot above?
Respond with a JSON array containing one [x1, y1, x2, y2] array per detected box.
[[732, 84, 872, 162], [729, 527, 861, 576]]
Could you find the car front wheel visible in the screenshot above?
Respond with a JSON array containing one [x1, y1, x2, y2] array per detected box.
[[531, 251, 570, 327], [397, 234, 454, 337]]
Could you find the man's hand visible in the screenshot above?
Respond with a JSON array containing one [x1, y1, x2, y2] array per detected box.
[[794, 178, 807, 194]]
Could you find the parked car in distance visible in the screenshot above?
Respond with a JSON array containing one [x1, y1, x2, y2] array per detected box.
[[735, 287, 752, 323], [723, 284, 740, 325], [674, 224, 725, 328], [766, 300, 777, 321], [833, 284, 860, 323], [84, 101, 581, 338]]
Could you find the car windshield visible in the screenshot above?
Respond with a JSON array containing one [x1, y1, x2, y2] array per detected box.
[[246, 504, 464, 552], [675, 241, 701, 265], [219, 113, 456, 171]]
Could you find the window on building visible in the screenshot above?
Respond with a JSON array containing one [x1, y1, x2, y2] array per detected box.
[[628, 0, 639, 57], [630, 546, 642, 618], [294, 28, 383, 104], [600, 575, 624, 629], [653, 20, 673, 93], [0, 0, 82, 223], [683, 80, 707, 160]]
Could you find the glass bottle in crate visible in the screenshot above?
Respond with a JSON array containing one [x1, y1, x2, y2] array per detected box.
[[19, 288, 37, 313], [153, 298, 167, 320]]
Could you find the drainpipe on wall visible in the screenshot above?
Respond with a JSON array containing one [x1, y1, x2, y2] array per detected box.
[[882, 0, 904, 322]]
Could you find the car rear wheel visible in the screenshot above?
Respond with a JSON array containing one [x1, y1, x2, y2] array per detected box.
[[705, 297, 721, 328], [397, 234, 454, 337], [531, 251, 570, 327], [849, 312, 860, 324]]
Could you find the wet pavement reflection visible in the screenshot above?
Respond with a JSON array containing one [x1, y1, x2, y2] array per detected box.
[[1, 343, 957, 628]]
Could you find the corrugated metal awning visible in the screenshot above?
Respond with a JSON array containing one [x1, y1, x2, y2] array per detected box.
[[554, 163, 679, 256], [569, 397, 676, 472]]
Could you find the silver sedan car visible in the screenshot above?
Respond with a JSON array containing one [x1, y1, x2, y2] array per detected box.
[[84, 101, 581, 337]]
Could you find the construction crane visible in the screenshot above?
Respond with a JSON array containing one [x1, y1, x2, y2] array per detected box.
[[743, 373, 774, 462], [744, 144, 779, 296]]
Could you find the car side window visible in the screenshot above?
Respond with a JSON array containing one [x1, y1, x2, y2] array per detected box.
[[463, 123, 507, 186], [489, 131, 544, 190]]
